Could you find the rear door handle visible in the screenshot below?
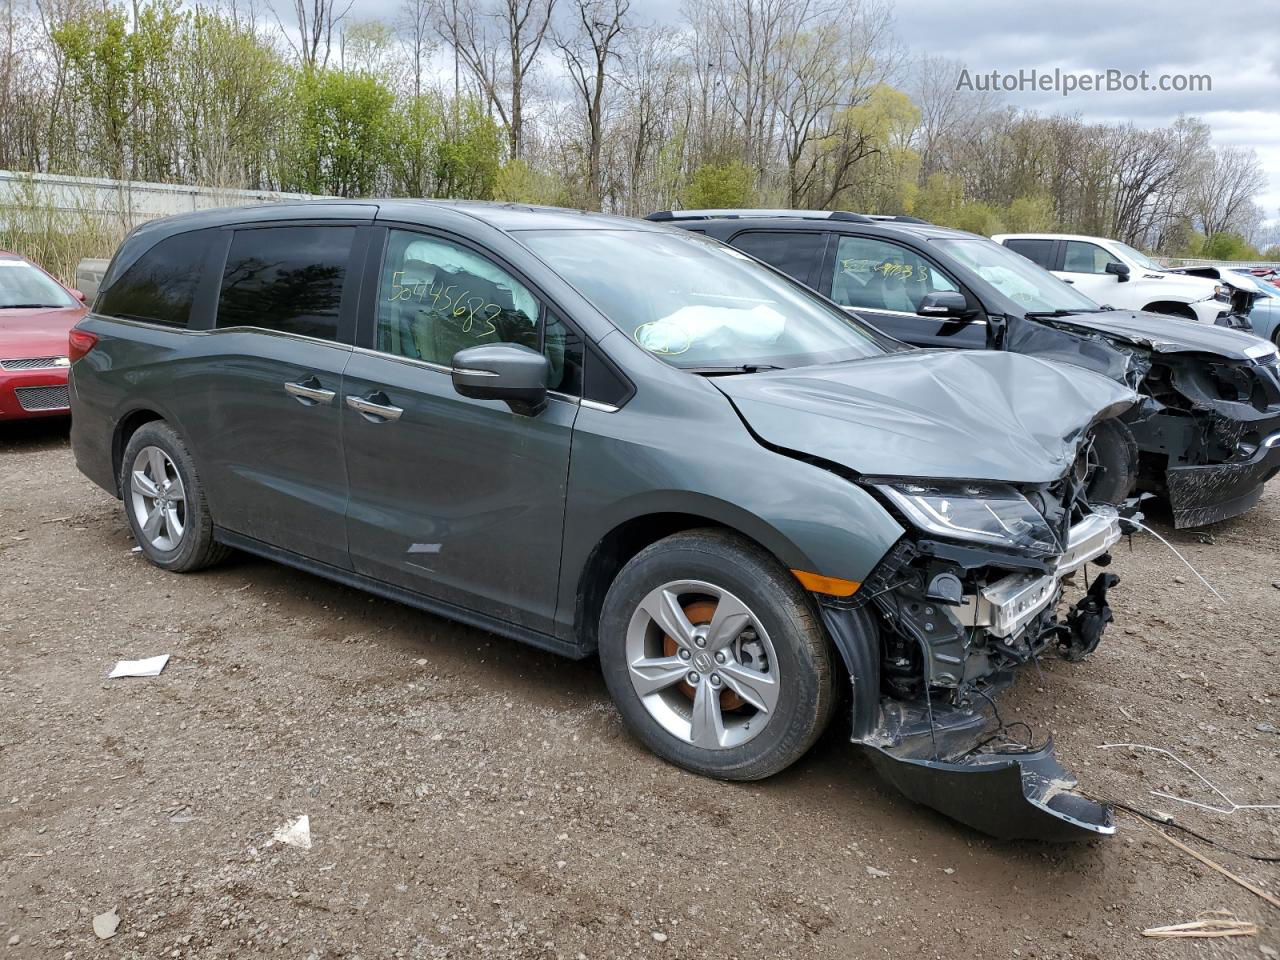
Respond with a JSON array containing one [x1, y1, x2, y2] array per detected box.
[[345, 392, 403, 422], [284, 377, 336, 405]]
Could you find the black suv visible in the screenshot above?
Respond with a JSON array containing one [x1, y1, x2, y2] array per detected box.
[[653, 210, 1280, 527]]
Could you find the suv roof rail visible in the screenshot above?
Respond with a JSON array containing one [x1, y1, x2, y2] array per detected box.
[[645, 209, 874, 223], [859, 214, 931, 224]]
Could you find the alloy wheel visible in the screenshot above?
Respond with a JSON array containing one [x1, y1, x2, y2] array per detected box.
[[129, 445, 187, 552], [624, 579, 780, 749]]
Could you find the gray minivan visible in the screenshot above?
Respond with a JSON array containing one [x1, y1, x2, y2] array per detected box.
[[70, 201, 1138, 839]]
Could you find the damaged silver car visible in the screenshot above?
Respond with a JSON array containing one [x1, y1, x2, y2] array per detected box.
[[72, 203, 1140, 842]]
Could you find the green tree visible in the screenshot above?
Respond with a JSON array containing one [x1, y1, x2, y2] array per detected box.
[[1003, 195, 1055, 232], [1200, 231, 1260, 261], [286, 67, 395, 197], [680, 161, 754, 209], [53, 1, 182, 181]]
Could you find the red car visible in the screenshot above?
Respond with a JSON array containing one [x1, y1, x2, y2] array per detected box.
[[0, 251, 87, 420]]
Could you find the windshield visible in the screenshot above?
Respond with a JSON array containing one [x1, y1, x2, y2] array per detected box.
[[1110, 240, 1162, 272], [518, 229, 893, 369], [0, 259, 76, 309], [933, 238, 1100, 314]]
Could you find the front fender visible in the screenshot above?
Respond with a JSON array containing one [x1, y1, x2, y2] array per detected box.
[[557, 401, 906, 637]]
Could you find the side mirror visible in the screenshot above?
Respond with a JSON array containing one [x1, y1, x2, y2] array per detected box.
[[1104, 261, 1130, 282], [917, 290, 971, 318], [451, 343, 549, 415], [70, 288, 87, 302]]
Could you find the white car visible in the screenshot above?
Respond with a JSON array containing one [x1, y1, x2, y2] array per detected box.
[[992, 232, 1231, 324]]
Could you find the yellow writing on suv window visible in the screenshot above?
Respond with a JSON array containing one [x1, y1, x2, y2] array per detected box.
[[388, 271, 502, 338]]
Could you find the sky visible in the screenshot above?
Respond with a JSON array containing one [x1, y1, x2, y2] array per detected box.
[[324, 0, 1280, 223]]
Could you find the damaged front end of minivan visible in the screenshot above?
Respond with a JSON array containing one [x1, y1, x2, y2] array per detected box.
[[819, 472, 1134, 842], [712, 349, 1143, 841], [1003, 311, 1280, 527]]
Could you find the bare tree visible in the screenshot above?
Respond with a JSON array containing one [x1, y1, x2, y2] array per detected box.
[[434, 0, 557, 159], [1193, 145, 1267, 238], [273, 0, 353, 69], [554, 0, 629, 209], [397, 0, 435, 97]]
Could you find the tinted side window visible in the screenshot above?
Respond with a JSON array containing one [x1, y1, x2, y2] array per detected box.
[[829, 235, 957, 312], [376, 229, 540, 367], [98, 230, 211, 327], [1062, 241, 1111, 274], [216, 226, 354, 340], [1004, 238, 1056, 269], [731, 230, 824, 284]]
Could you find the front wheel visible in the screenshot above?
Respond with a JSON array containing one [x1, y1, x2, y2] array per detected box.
[[598, 529, 836, 781], [1082, 418, 1138, 504]]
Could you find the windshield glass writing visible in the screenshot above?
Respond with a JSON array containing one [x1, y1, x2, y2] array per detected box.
[[518, 229, 893, 369], [934, 238, 1099, 313]]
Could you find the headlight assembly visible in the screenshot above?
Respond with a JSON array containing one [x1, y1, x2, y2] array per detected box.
[[873, 481, 1060, 553]]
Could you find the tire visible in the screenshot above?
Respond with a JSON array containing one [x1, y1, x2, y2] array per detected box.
[[598, 528, 837, 781], [1084, 418, 1138, 504], [119, 421, 229, 572]]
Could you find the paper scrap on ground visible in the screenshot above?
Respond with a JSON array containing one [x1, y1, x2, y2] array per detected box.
[[93, 907, 120, 940], [273, 815, 311, 849], [108, 654, 170, 679]]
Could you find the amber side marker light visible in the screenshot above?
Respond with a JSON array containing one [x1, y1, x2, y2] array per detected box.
[[791, 570, 861, 597]]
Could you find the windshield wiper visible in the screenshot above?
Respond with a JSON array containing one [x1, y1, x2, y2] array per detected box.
[[1024, 308, 1104, 318], [684, 363, 784, 375], [0, 303, 63, 309]]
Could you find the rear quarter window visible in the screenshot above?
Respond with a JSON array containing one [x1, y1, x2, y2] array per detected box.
[[97, 230, 212, 327]]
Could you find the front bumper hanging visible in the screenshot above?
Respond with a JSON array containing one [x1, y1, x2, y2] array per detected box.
[[823, 509, 1126, 842]]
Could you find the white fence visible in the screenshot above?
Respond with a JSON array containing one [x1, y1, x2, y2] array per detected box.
[[1158, 257, 1280, 271], [0, 170, 328, 228]]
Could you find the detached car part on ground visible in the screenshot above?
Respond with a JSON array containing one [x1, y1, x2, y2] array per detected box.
[[73, 201, 1138, 841], [657, 211, 1280, 528]]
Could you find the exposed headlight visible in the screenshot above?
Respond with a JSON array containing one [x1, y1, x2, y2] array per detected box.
[[874, 481, 1060, 553], [1214, 285, 1230, 302]]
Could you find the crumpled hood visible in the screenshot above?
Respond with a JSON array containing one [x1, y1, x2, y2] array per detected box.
[[714, 350, 1136, 484], [1049, 310, 1275, 359]]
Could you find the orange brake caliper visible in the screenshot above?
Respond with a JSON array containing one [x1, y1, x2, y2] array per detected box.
[[662, 599, 745, 711]]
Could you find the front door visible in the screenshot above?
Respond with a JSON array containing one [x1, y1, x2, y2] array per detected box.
[[342, 227, 581, 632], [194, 222, 363, 569], [1056, 239, 1122, 304], [820, 234, 987, 349]]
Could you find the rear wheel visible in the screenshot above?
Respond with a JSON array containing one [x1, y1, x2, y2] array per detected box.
[[120, 421, 228, 572], [598, 529, 836, 781]]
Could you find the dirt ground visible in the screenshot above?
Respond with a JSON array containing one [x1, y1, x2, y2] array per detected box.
[[1, 419, 1277, 960]]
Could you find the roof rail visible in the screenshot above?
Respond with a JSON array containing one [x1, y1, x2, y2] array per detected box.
[[859, 214, 931, 224], [645, 209, 874, 223]]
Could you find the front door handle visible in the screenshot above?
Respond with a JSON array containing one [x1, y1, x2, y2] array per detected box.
[[346, 392, 404, 422], [284, 377, 336, 405]]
